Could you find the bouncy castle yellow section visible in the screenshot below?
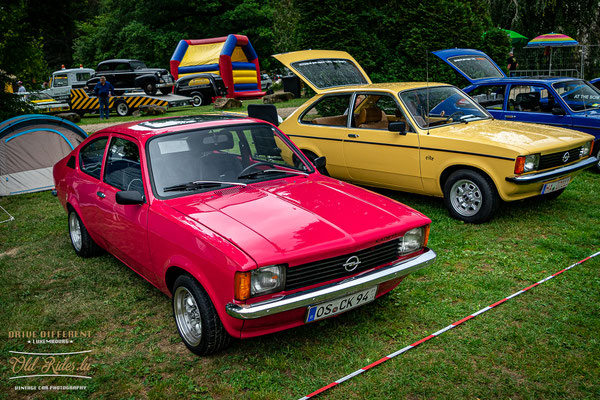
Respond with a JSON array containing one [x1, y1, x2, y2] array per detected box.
[[170, 34, 265, 99]]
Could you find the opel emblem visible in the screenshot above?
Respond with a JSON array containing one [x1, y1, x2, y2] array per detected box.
[[562, 152, 570, 163], [343, 256, 361, 272]]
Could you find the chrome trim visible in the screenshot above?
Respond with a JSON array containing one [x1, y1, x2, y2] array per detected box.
[[225, 248, 436, 320], [505, 156, 597, 184]]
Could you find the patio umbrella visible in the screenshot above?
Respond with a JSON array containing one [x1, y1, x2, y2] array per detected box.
[[525, 33, 579, 75], [501, 29, 528, 48]]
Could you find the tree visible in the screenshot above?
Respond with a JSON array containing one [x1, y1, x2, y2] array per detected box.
[[487, 0, 600, 77], [0, 1, 48, 84], [73, 0, 275, 70], [275, 0, 509, 86], [0, 1, 47, 119]]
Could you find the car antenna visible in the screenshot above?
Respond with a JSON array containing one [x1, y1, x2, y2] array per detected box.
[[426, 49, 430, 135]]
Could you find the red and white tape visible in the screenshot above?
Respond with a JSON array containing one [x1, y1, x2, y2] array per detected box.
[[299, 251, 600, 399]]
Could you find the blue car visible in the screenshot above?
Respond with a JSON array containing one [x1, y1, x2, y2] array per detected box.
[[434, 48, 600, 171]]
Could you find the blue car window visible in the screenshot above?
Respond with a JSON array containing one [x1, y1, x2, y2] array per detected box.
[[469, 85, 506, 110], [446, 56, 504, 81], [507, 85, 558, 114], [552, 80, 600, 112]]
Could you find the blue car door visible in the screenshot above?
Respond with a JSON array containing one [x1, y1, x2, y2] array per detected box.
[[504, 83, 572, 129]]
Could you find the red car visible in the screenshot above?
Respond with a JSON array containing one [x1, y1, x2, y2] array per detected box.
[[53, 115, 436, 355]]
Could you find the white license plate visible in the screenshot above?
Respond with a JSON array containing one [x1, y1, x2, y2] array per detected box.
[[305, 287, 377, 323], [541, 177, 570, 194]]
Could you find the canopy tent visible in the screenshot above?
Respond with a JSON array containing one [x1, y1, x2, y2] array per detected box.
[[170, 35, 266, 100], [501, 29, 528, 48], [526, 33, 579, 75], [0, 114, 87, 196]]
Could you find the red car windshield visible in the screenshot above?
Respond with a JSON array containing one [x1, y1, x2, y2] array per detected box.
[[147, 123, 312, 198]]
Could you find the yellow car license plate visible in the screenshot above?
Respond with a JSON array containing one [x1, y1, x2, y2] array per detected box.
[[305, 286, 377, 323], [541, 177, 570, 194]]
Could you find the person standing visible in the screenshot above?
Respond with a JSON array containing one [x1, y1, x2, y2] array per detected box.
[[93, 76, 115, 120], [17, 81, 26, 94], [507, 52, 518, 76]]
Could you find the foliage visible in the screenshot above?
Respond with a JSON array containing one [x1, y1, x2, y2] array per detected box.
[[279, 0, 510, 86], [487, 0, 600, 77], [72, 0, 275, 70], [0, 1, 48, 84], [22, 0, 98, 71]]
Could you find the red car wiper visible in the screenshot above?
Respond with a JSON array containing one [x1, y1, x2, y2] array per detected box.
[[163, 180, 247, 192]]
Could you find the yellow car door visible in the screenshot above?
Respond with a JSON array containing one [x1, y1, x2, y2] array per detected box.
[[342, 93, 423, 191]]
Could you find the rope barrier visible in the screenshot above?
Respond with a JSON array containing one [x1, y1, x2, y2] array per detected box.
[[299, 251, 600, 399]]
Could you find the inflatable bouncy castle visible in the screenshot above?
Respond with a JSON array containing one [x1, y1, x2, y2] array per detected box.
[[170, 35, 265, 100]]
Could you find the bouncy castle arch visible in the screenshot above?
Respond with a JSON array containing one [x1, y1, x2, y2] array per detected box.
[[170, 34, 265, 100]]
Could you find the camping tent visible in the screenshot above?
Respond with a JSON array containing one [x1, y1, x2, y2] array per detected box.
[[170, 34, 266, 100], [0, 114, 87, 196]]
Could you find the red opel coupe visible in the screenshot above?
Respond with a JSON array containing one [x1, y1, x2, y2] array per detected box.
[[53, 114, 436, 355]]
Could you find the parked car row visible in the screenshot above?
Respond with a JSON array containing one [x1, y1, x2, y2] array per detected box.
[[433, 48, 600, 172], [274, 49, 597, 223], [85, 59, 175, 96], [52, 47, 598, 356]]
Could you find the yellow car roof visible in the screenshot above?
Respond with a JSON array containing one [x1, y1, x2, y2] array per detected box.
[[313, 82, 451, 94]]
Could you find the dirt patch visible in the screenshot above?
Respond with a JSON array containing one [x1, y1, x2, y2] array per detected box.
[[81, 121, 122, 134], [0, 247, 20, 258]]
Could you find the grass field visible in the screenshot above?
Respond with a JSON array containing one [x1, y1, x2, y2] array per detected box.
[[1, 151, 599, 397], [76, 97, 308, 127]]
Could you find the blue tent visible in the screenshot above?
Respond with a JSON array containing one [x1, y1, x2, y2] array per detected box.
[[0, 114, 87, 195]]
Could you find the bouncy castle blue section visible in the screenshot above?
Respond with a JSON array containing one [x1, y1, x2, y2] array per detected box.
[[170, 34, 265, 100]]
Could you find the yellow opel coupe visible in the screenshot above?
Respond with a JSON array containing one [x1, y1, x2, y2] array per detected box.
[[274, 50, 597, 223]]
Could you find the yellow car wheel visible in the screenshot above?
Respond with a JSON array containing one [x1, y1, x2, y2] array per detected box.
[[443, 169, 499, 223]]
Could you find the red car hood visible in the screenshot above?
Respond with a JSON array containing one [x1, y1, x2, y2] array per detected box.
[[166, 176, 429, 268]]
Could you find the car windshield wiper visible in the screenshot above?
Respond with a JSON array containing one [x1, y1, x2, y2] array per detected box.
[[163, 180, 247, 193], [238, 168, 309, 180]]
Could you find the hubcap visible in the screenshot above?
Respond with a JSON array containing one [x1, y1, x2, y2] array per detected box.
[[117, 103, 127, 115], [192, 96, 201, 106], [174, 287, 202, 346], [69, 213, 82, 251], [450, 179, 483, 217]]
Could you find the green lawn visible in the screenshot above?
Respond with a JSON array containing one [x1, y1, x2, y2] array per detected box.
[[1, 169, 599, 399]]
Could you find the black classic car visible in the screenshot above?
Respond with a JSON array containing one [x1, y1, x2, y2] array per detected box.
[[173, 73, 228, 106], [86, 59, 174, 95]]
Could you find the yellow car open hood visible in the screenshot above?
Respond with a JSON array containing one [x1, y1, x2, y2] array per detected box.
[[273, 50, 372, 93]]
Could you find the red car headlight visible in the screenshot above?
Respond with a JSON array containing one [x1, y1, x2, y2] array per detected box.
[[399, 225, 429, 255], [235, 265, 286, 301]]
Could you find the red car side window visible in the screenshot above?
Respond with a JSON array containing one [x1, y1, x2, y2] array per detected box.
[[79, 137, 108, 179], [103, 137, 144, 195]]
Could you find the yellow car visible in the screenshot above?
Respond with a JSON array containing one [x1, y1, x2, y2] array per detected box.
[[274, 50, 597, 223]]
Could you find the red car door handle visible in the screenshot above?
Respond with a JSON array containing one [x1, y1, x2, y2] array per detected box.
[[97, 191, 105, 198]]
